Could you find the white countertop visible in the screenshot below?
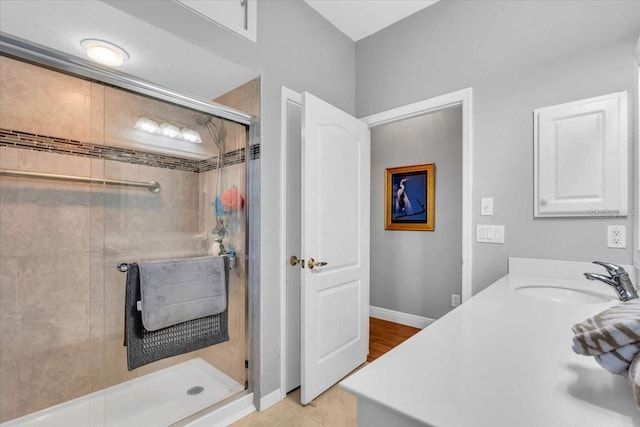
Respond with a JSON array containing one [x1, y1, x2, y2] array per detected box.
[[340, 258, 640, 426]]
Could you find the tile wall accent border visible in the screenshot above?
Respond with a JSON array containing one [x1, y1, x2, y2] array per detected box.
[[0, 128, 259, 172], [249, 144, 260, 161], [199, 148, 246, 172]]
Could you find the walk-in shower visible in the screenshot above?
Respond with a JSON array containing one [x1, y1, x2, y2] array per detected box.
[[0, 37, 258, 426]]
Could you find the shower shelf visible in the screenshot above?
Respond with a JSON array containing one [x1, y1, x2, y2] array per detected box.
[[0, 168, 161, 193]]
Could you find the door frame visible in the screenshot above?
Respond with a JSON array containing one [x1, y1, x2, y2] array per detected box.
[[360, 88, 474, 303], [280, 86, 302, 400], [633, 59, 639, 272], [278, 87, 474, 400]]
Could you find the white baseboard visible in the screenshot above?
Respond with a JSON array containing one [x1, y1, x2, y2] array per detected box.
[[185, 393, 255, 427], [258, 389, 282, 411], [369, 306, 434, 329]]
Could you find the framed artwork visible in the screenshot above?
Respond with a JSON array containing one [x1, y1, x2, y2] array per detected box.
[[385, 163, 435, 231]]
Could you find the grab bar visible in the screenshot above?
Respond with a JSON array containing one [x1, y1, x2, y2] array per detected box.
[[0, 169, 161, 193]]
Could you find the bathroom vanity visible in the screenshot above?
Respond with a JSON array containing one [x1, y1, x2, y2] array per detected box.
[[340, 258, 639, 426]]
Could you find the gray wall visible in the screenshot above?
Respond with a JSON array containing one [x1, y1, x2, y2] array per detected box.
[[357, 0, 640, 295], [371, 106, 462, 319], [106, 0, 355, 401]]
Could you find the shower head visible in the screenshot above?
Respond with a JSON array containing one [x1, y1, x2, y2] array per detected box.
[[193, 113, 212, 127], [193, 114, 223, 151], [205, 122, 222, 151]]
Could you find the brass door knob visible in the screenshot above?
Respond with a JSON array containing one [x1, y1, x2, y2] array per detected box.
[[307, 258, 328, 269], [290, 255, 304, 267]]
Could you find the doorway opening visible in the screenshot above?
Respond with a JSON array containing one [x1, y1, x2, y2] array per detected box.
[[360, 88, 474, 304]]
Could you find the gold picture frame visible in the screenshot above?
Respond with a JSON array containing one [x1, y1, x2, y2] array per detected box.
[[385, 163, 435, 231]]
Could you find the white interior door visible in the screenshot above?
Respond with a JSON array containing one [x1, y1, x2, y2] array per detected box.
[[300, 92, 370, 404]]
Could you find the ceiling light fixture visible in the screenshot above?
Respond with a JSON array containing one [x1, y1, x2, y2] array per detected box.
[[81, 39, 129, 67], [134, 117, 159, 134], [159, 123, 181, 138], [180, 128, 203, 144], [134, 117, 203, 144]]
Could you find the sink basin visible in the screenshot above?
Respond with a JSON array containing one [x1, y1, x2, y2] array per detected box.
[[516, 285, 614, 304]]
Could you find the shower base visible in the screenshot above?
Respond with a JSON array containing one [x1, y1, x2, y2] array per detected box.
[[1, 358, 244, 427]]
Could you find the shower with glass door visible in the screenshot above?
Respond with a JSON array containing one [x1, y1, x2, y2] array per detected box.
[[0, 38, 258, 426]]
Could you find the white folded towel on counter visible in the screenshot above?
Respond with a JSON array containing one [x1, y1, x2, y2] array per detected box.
[[595, 342, 640, 374], [629, 355, 640, 408], [571, 299, 640, 410], [571, 300, 640, 356]]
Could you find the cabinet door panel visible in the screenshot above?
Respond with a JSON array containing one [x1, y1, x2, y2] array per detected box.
[[534, 92, 627, 217], [175, 0, 257, 43]]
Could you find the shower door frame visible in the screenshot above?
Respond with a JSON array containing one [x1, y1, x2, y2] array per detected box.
[[0, 32, 260, 423]]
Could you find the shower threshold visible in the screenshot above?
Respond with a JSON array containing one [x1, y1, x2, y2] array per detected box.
[[1, 358, 244, 427]]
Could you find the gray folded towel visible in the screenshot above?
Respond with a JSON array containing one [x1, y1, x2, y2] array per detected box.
[[138, 256, 227, 331], [125, 259, 230, 371]]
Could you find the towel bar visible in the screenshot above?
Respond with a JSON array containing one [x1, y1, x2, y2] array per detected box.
[[117, 263, 129, 272], [0, 169, 161, 193]]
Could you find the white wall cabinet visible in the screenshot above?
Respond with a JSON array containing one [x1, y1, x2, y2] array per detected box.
[[174, 0, 257, 43], [534, 91, 628, 217]]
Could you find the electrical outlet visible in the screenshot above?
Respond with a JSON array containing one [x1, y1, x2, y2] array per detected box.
[[451, 294, 461, 307], [607, 225, 626, 248]]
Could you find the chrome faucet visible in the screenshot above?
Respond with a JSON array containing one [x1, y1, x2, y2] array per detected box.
[[584, 261, 639, 301]]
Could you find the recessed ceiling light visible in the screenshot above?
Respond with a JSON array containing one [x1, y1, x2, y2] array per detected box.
[[80, 39, 129, 67]]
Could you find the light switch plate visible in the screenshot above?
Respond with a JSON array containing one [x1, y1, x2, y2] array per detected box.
[[481, 197, 494, 216], [476, 225, 505, 244]]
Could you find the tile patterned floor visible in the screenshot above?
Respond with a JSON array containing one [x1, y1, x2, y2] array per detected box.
[[230, 382, 357, 427]]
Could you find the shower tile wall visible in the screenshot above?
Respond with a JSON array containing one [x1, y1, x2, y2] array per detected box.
[[99, 161, 204, 390], [0, 56, 95, 142], [0, 57, 104, 421], [0, 152, 99, 420], [0, 57, 252, 422]]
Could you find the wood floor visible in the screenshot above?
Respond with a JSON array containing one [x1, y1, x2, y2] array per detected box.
[[368, 317, 421, 362]]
